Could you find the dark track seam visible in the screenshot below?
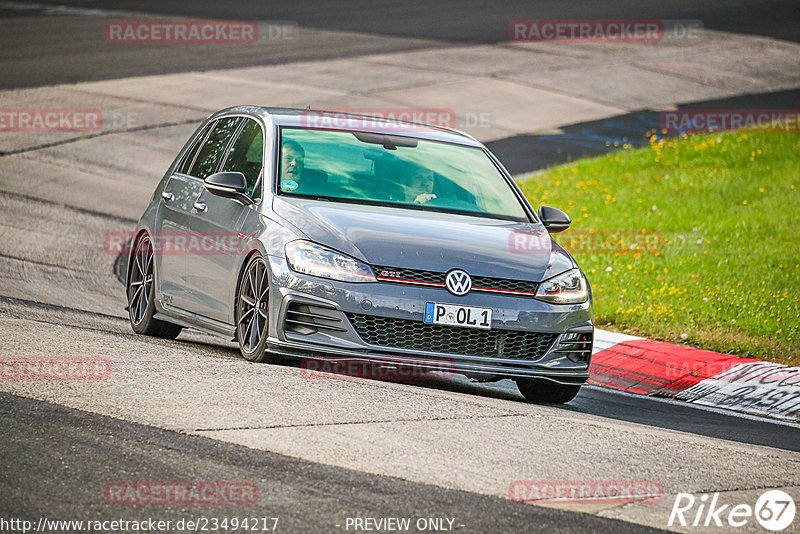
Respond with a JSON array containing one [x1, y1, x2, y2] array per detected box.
[[193, 412, 526, 432], [0, 189, 137, 224], [0, 118, 203, 157]]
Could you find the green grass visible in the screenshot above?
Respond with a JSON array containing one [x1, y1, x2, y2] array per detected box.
[[517, 130, 800, 366]]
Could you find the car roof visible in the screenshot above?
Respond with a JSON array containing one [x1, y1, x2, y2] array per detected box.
[[208, 106, 483, 147]]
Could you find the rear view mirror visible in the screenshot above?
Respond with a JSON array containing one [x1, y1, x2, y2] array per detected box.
[[204, 172, 252, 204], [538, 205, 571, 233]]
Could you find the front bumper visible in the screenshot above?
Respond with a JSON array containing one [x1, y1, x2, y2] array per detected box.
[[266, 255, 593, 384]]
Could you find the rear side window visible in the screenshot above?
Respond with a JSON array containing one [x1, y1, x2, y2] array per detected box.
[[221, 119, 264, 198], [189, 117, 242, 179], [176, 121, 215, 175]]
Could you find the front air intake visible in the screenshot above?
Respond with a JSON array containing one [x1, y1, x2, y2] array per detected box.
[[555, 331, 594, 363], [284, 302, 347, 335]]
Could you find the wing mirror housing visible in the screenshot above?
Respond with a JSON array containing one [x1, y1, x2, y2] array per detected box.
[[204, 172, 253, 205], [538, 205, 571, 233]]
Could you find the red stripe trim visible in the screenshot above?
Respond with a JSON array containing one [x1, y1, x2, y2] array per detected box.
[[377, 277, 536, 295], [472, 286, 537, 296]]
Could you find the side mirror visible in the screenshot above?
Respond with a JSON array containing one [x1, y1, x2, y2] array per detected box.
[[204, 172, 252, 204], [538, 205, 571, 233]]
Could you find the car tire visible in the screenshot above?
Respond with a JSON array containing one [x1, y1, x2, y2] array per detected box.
[[127, 234, 182, 339], [515, 379, 581, 404], [235, 254, 279, 363]]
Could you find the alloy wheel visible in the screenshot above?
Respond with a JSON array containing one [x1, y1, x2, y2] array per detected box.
[[237, 256, 269, 354], [128, 236, 154, 325]]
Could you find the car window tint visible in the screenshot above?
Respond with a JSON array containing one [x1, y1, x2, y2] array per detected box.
[[278, 128, 528, 221], [221, 119, 263, 198], [189, 117, 242, 179], [176, 121, 215, 175]]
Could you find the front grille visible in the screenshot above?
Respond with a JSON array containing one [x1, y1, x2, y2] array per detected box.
[[373, 266, 538, 296], [374, 266, 442, 285], [346, 313, 557, 360], [471, 275, 538, 294]]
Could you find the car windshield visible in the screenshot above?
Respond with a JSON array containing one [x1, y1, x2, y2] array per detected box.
[[277, 127, 529, 221]]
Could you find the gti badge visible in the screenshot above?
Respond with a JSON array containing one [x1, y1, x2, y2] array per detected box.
[[445, 269, 472, 296]]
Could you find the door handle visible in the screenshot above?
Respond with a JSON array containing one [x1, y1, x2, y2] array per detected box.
[[161, 191, 174, 201], [193, 202, 207, 212]]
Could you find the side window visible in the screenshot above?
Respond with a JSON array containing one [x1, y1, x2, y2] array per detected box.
[[176, 121, 215, 175], [221, 119, 264, 198], [189, 117, 242, 179]]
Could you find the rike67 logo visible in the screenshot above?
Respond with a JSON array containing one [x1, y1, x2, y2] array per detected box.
[[669, 490, 795, 531]]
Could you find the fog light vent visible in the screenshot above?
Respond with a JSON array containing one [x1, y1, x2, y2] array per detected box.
[[556, 331, 593, 363], [284, 302, 346, 335]]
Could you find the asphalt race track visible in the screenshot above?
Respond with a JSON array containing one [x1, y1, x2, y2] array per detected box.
[[1, 3, 799, 533], [0, 392, 665, 534], [1, 0, 799, 88]]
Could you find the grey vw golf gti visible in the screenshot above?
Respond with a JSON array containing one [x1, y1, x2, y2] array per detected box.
[[127, 106, 593, 403]]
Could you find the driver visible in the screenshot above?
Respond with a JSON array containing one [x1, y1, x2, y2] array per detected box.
[[406, 166, 437, 204], [280, 140, 305, 186]]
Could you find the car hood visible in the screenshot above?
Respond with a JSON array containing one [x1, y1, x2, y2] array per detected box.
[[272, 197, 575, 281]]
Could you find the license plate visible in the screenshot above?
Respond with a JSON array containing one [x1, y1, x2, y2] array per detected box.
[[423, 302, 492, 330]]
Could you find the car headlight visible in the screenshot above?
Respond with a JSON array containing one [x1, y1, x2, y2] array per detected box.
[[535, 268, 588, 304], [285, 240, 376, 283]]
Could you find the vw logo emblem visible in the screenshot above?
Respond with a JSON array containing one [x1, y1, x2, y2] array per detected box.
[[445, 269, 472, 296]]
